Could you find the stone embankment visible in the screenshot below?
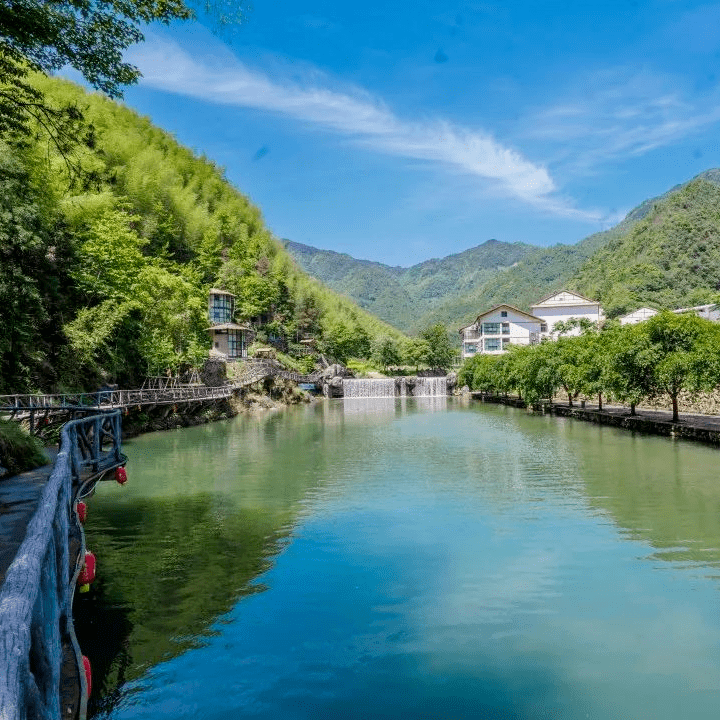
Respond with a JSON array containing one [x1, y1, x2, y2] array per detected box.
[[470, 392, 720, 446]]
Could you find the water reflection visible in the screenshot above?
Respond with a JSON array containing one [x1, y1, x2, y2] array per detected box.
[[87, 401, 720, 719]]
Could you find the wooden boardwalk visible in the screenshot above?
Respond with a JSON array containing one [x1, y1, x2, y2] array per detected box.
[[0, 362, 323, 433]]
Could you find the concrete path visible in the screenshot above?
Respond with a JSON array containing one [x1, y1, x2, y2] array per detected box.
[[0, 448, 57, 585]]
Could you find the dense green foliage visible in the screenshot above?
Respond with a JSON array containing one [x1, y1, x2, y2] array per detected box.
[[287, 170, 720, 334], [458, 312, 720, 421], [0, 418, 48, 475], [0, 0, 192, 164], [0, 74, 405, 393], [419, 324, 456, 369], [574, 179, 720, 316], [284, 238, 533, 333]]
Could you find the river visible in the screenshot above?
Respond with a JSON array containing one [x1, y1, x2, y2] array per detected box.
[[78, 398, 720, 719]]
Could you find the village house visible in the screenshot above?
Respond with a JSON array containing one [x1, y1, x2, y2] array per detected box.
[[459, 304, 543, 359], [460, 290, 605, 358], [207, 289, 253, 360], [618, 307, 658, 325], [619, 304, 720, 326], [530, 290, 603, 338], [673, 303, 720, 322]]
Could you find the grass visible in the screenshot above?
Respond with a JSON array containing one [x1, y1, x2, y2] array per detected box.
[[0, 420, 49, 477]]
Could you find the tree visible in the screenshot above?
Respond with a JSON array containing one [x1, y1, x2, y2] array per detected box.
[[419, 324, 455, 370], [459, 353, 500, 394], [0, 0, 193, 160], [576, 330, 611, 410], [603, 323, 655, 415], [555, 336, 587, 406], [404, 338, 429, 371], [511, 342, 560, 406], [373, 336, 402, 372], [642, 311, 720, 421], [0, 142, 80, 391]]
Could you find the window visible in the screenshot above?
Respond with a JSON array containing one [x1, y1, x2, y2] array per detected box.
[[502, 322, 510, 334], [502, 338, 510, 347], [500, 310, 507, 317], [484, 337, 501, 351], [464, 343, 477, 354], [227, 330, 242, 358], [540, 323, 548, 333], [210, 293, 234, 324], [482, 322, 501, 334]]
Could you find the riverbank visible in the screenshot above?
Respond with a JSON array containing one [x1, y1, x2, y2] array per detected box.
[[472, 392, 720, 446], [121, 377, 312, 438]]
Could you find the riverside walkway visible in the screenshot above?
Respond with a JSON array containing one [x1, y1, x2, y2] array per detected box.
[[472, 393, 720, 445], [0, 411, 126, 720]]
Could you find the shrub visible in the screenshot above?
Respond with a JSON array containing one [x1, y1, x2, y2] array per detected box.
[[0, 420, 48, 477]]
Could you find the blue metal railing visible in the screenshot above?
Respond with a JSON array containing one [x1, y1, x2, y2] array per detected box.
[[0, 411, 125, 720]]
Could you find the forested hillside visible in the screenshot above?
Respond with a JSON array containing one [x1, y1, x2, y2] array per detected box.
[[284, 239, 534, 332], [573, 178, 720, 316], [287, 170, 720, 330], [0, 75, 405, 394]]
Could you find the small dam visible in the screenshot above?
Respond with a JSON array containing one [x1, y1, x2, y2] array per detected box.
[[342, 376, 448, 399]]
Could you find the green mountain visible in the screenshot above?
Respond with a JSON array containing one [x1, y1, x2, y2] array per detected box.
[[573, 175, 720, 317], [285, 170, 720, 332], [0, 75, 405, 393], [283, 239, 534, 333]]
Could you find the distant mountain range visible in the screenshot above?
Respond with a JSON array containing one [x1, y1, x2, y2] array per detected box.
[[284, 169, 720, 334]]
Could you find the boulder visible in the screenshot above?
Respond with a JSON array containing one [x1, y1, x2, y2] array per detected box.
[[201, 357, 227, 387], [321, 363, 354, 380]]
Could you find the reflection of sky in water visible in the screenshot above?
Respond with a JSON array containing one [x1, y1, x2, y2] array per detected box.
[[105, 402, 720, 720]]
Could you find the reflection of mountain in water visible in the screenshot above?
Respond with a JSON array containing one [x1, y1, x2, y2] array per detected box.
[[75, 496, 294, 715], [75, 409, 332, 716]]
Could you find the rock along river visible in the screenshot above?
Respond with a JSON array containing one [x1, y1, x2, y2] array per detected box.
[[78, 397, 720, 719]]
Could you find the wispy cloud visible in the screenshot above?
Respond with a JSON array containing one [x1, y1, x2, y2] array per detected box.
[[525, 67, 720, 171], [127, 36, 599, 220]]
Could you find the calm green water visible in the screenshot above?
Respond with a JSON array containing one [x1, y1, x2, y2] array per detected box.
[[79, 398, 720, 719]]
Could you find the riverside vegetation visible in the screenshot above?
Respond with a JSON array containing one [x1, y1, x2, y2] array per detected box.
[[458, 311, 720, 422], [0, 72, 426, 396]]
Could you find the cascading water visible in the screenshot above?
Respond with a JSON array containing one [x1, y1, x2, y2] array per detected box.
[[342, 378, 397, 398], [414, 377, 448, 397], [341, 377, 449, 398]]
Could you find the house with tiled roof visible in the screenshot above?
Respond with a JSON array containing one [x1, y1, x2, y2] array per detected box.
[[459, 304, 543, 359]]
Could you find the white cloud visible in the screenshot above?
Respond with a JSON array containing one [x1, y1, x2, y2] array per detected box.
[[127, 36, 599, 220], [526, 66, 720, 171]]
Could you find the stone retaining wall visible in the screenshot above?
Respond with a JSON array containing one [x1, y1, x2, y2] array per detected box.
[[474, 393, 720, 446]]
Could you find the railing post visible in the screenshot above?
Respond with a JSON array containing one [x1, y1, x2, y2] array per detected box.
[[92, 416, 100, 473]]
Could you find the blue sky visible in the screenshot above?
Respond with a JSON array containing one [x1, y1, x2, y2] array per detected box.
[[99, 1, 720, 265]]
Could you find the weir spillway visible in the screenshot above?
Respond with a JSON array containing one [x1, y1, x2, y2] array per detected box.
[[342, 376, 448, 399]]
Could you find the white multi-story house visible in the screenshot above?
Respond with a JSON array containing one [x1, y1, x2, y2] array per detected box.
[[531, 290, 603, 338], [459, 304, 543, 359]]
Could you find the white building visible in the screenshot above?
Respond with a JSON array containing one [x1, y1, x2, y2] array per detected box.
[[531, 290, 603, 338], [673, 304, 720, 322], [618, 307, 658, 325], [459, 304, 543, 359]]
